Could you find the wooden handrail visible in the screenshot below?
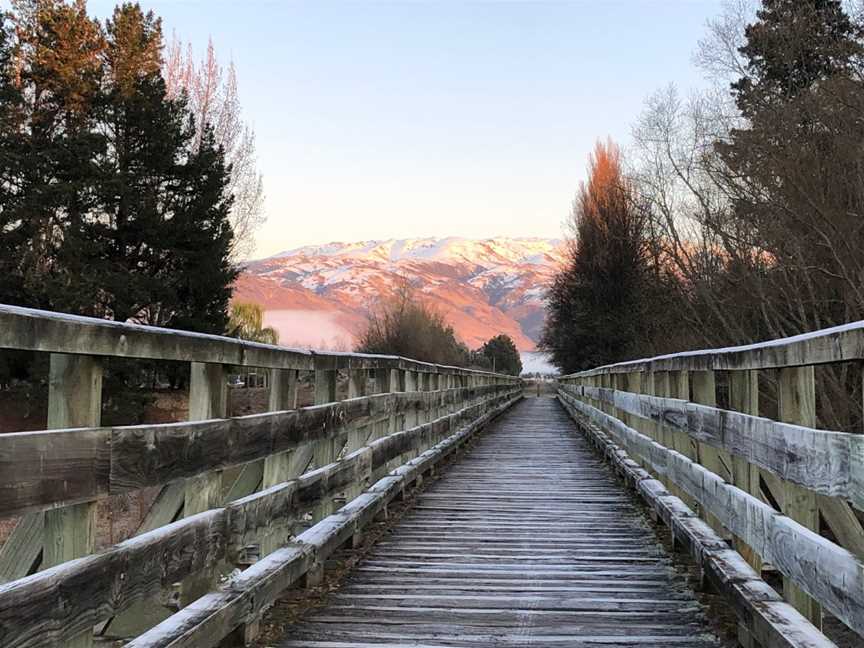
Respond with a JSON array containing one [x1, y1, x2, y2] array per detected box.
[[0, 303, 523, 647], [558, 322, 864, 643], [0, 303, 517, 377], [561, 319, 864, 376]]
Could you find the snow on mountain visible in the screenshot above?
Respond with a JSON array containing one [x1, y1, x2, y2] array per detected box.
[[235, 237, 565, 351]]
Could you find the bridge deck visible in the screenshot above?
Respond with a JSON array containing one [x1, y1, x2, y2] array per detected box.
[[277, 398, 723, 647]]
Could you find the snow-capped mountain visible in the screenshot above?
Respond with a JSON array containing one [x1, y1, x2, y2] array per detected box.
[[234, 237, 565, 351]]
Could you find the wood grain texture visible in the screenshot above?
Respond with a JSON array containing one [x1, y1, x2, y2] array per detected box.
[[563, 319, 864, 376], [568, 403, 835, 648], [274, 398, 723, 648], [0, 388, 521, 647], [560, 389, 864, 639], [0, 385, 511, 519], [0, 510, 227, 648], [121, 394, 521, 648], [564, 384, 864, 510]]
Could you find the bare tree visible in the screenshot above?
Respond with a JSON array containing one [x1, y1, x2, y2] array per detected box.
[[164, 34, 265, 261]]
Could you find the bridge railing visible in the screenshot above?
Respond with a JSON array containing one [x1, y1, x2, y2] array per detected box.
[[558, 322, 864, 646], [0, 303, 522, 647]]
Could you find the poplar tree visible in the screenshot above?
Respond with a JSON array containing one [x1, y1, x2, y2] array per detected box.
[[541, 141, 664, 373]]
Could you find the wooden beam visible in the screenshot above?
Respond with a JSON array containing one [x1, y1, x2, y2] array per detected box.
[[44, 353, 103, 648], [728, 369, 763, 572], [777, 366, 821, 629], [567, 384, 864, 510], [182, 362, 229, 606], [121, 391, 521, 648], [567, 401, 836, 648], [0, 388, 522, 648], [560, 392, 864, 637]]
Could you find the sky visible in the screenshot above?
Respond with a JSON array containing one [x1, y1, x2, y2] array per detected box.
[[84, 0, 726, 259]]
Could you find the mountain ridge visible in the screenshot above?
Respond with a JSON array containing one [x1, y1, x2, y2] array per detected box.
[[235, 236, 565, 351]]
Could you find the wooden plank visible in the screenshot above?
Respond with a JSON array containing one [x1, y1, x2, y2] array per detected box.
[[0, 390, 522, 648], [777, 366, 821, 629], [728, 369, 763, 572], [182, 362, 229, 606], [566, 384, 864, 510], [0, 427, 110, 519], [44, 353, 103, 648], [564, 318, 864, 376], [0, 512, 43, 584], [269, 398, 730, 648], [120, 392, 521, 648], [571, 403, 835, 648], [0, 510, 228, 648], [0, 305, 519, 380], [560, 392, 864, 638]]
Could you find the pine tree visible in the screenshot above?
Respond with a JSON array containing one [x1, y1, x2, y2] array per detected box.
[[717, 0, 864, 334], [0, 15, 29, 305], [1, 0, 104, 309], [480, 335, 522, 376], [732, 0, 862, 117], [0, 2, 238, 333]]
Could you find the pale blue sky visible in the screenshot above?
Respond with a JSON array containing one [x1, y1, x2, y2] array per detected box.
[[86, 0, 725, 258]]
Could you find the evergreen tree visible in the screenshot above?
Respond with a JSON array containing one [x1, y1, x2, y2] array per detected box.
[[717, 0, 864, 336], [0, 1, 237, 334], [74, 3, 237, 331], [1, 0, 104, 309], [0, 16, 28, 305], [731, 0, 862, 117], [541, 141, 664, 373], [480, 334, 522, 376]]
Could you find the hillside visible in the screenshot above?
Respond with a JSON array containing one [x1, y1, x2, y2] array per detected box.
[[235, 237, 565, 351]]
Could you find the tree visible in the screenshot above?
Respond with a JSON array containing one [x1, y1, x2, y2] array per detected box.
[[541, 140, 671, 373], [228, 302, 279, 344], [628, 0, 864, 430], [1, 0, 105, 310], [479, 334, 522, 376], [163, 35, 264, 261], [0, 1, 238, 335], [356, 283, 470, 366]]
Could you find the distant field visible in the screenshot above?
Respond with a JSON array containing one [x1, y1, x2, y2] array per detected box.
[[520, 351, 556, 375]]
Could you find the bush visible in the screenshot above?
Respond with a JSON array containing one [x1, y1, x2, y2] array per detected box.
[[356, 284, 470, 366]]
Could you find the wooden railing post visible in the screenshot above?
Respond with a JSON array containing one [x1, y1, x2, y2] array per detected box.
[[313, 360, 339, 465], [405, 370, 418, 428], [312, 360, 340, 520], [389, 368, 402, 434], [345, 367, 369, 453], [260, 368, 299, 548], [667, 370, 696, 509], [182, 361, 228, 606], [44, 353, 102, 648], [690, 370, 732, 536], [728, 369, 763, 572], [777, 365, 822, 629]]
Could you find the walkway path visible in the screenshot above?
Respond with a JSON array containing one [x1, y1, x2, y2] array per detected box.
[[278, 398, 723, 647]]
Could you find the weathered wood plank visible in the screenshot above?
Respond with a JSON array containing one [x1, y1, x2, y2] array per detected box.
[[0, 387, 521, 647], [120, 393, 521, 648], [0, 305, 518, 379], [0, 510, 227, 648], [560, 390, 864, 638], [572, 402, 835, 648], [564, 384, 864, 511], [564, 318, 864, 376]]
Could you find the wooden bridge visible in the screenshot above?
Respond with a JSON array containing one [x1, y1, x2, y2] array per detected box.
[[0, 305, 862, 647]]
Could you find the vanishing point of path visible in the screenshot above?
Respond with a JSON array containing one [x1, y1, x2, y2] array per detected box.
[[278, 397, 723, 647]]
